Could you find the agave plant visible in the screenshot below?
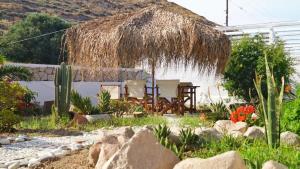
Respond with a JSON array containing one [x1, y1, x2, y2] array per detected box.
[[98, 90, 111, 113], [209, 101, 229, 120], [70, 90, 93, 114], [254, 54, 284, 148], [154, 124, 171, 141]]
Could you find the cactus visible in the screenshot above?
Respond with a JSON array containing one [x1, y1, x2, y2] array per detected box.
[[54, 62, 72, 116], [254, 54, 284, 148], [98, 90, 111, 113]]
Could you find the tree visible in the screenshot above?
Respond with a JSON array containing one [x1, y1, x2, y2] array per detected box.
[[223, 35, 294, 102], [0, 13, 71, 64]]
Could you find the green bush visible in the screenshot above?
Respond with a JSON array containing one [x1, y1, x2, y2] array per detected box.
[[109, 100, 133, 117], [0, 13, 70, 64], [0, 109, 21, 132], [0, 80, 26, 111], [282, 86, 300, 135], [223, 35, 294, 101], [70, 90, 94, 114], [208, 101, 229, 121]]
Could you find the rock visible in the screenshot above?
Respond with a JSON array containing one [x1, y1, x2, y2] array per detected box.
[[28, 158, 41, 168], [8, 162, 20, 169], [169, 126, 181, 144], [214, 120, 248, 134], [0, 163, 7, 168], [280, 131, 300, 146], [18, 135, 30, 141], [102, 129, 180, 169], [173, 151, 246, 169], [262, 160, 288, 169], [95, 136, 122, 169], [88, 142, 102, 166], [85, 114, 111, 123], [54, 150, 71, 158], [214, 120, 233, 134], [0, 138, 10, 145], [110, 126, 135, 139], [70, 144, 84, 151], [244, 126, 265, 139], [195, 127, 222, 141], [231, 122, 248, 133], [15, 137, 25, 142], [228, 130, 243, 138], [67, 113, 88, 127]]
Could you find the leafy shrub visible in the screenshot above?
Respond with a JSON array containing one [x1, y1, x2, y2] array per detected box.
[[282, 86, 300, 135], [0, 80, 26, 111], [98, 90, 111, 113], [179, 128, 199, 150], [0, 13, 71, 64], [223, 35, 294, 101], [70, 90, 93, 114], [0, 109, 21, 132], [208, 101, 229, 121], [109, 100, 132, 117]]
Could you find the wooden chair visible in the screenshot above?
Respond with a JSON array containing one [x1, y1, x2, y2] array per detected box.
[[178, 82, 199, 113], [156, 80, 183, 115], [124, 80, 149, 109]]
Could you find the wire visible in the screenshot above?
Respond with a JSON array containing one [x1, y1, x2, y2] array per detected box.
[[229, 0, 266, 23], [236, 0, 279, 21], [0, 28, 68, 46]]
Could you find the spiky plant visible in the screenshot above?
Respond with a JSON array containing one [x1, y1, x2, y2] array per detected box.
[[254, 54, 284, 148], [98, 90, 111, 113], [154, 124, 171, 141], [179, 128, 199, 149]]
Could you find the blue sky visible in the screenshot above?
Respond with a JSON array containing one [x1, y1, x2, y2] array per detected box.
[[169, 0, 300, 26]]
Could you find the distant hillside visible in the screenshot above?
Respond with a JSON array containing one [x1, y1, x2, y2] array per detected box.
[[0, 0, 165, 35]]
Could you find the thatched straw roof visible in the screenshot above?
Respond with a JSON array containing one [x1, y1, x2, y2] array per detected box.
[[64, 1, 231, 74]]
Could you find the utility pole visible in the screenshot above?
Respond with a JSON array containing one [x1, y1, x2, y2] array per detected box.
[[226, 0, 229, 26]]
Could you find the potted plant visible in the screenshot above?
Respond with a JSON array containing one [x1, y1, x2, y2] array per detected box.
[[70, 90, 111, 122]]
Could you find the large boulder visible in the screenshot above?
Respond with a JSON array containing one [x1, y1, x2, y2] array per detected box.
[[174, 151, 246, 169], [88, 142, 102, 166], [89, 135, 125, 167], [280, 131, 300, 146], [95, 136, 122, 169], [243, 126, 265, 139], [173, 151, 246, 169], [214, 120, 247, 134], [262, 160, 288, 169], [195, 127, 222, 141], [109, 126, 135, 139], [102, 129, 180, 169]]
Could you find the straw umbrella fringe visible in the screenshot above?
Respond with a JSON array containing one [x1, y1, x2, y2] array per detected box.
[[64, 2, 231, 110]]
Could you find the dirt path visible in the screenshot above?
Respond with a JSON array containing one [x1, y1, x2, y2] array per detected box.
[[35, 149, 92, 169]]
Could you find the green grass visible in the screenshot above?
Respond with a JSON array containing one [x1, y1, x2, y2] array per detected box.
[[179, 115, 214, 128], [83, 116, 167, 131], [18, 115, 167, 132], [188, 136, 300, 169]]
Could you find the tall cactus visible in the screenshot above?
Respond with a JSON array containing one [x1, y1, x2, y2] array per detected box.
[[54, 62, 72, 116], [254, 54, 284, 148]]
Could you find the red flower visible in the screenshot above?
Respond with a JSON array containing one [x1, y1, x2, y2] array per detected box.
[[230, 105, 256, 123], [230, 111, 239, 123]]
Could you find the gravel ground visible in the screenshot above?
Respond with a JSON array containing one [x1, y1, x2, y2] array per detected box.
[[0, 131, 100, 163]]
